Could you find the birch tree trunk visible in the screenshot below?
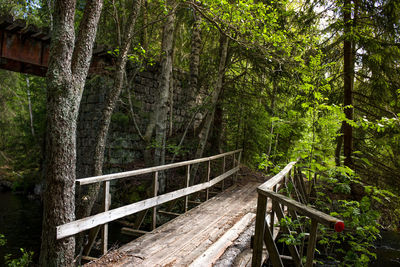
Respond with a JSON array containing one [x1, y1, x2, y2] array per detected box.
[[75, 0, 142, 254], [191, 34, 229, 183], [154, 7, 176, 193], [39, 1, 103, 266]]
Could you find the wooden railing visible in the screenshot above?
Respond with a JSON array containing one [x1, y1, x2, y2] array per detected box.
[[56, 149, 242, 254], [252, 161, 344, 267]]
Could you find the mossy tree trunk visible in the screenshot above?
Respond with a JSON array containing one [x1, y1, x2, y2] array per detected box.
[[74, 0, 142, 257], [39, 0, 103, 266]]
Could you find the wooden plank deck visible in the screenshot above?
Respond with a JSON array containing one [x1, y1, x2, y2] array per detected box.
[[85, 179, 262, 267]]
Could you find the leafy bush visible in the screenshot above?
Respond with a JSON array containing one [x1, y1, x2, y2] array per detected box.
[[0, 234, 33, 267]]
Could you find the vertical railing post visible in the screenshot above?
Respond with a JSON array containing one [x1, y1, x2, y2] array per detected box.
[[270, 197, 275, 235], [222, 156, 226, 190], [206, 160, 211, 200], [252, 193, 267, 267], [306, 219, 319, 267], [153, 171, 158, 230], [185, 165, 190, 212], [233, 153, 236, 183], [102, 181, 110, 254], [236, 150, 242, 181]]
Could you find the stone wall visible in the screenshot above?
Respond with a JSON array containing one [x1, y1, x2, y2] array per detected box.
[[76, 65, 199, 178]]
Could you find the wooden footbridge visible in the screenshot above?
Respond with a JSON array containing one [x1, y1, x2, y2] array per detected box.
[[57, 150, 344, 266]]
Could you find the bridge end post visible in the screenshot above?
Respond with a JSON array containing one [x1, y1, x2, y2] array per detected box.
[[252, 192, 267, 267]]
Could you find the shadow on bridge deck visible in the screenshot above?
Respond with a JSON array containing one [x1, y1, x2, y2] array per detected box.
[[85, 177, 262, 267]]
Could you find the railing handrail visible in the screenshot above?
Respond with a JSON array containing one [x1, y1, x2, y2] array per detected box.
[[258, 161, 297, 191], [57, 149, 242, 242], [77, 149, 242, 185], [259, 189, 342, 229], [252, 160, 344, 267]]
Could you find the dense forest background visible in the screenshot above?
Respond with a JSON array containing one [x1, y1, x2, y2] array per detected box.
[[0, 0, 399, 265]]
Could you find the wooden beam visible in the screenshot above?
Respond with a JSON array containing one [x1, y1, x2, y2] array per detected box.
[[81, 255, 98, 262], [153, 172, 158, 230], [306, 219, 318, 267], [258, 189, 342, 229], [206, 160, 211, 200], [76, 149, 242, 185], [158, 210, 181, 216], [57, 166, 239, 239], [121, 227, 149, 236], [251, 194, 267, 267], [262, 215, 284, 267], [189, 213, 255, 267], [102, 181, 110, 254], [185, 165, 190, 212], [258, 161, 297, 192]]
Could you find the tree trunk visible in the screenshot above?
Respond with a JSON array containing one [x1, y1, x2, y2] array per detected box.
[[210, 101, 223, 154], [335, 124, 344, 166], [189, 11, 201, 94], [343, 0, 354, 168], [154, 8, 176, 193], [141, 0, 148, 51], [169, 14, 202, 164], [26, 77, 35, 137], [39, 1, 103, 266], [191, 34, 229, 183], [74, 0, 142, 256]]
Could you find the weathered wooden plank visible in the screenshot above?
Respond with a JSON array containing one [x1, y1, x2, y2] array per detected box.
[[102, 181, 110, 254], [121, 228, 149, 236], [77, 149, 242, 185], [152, 172, 158, 230], [157, 210, 181, 216], [152, 184, 258, 266], [83, 181, 259, 267], [57, 166, 239, 239], [206, 160, 211, 200], [189, 213, 256, 267], [81, 255, 98, 262], [258, 161, 297, 192], [306, 219, 318, 267], [263, 214, 284, 267], [258, 189, 342, 228], [251, 194, 267, 267], [185, 165, 190, 212]]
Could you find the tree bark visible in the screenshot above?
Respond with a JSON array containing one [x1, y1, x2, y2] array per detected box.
[[39, 1, 103, 266], [168, 9, 202, 165], [191, 34, 229, 183], [74, 0, 142, 256], [154, 7, 176, 193], [335, 124, 344, 166], [343, 0, 354, 168], [189, 10, 201, 94]]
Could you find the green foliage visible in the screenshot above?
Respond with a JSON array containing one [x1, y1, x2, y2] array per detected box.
[[0, 234, 33, 267], [314, 170, 397, 266], [277, 216, 307, 246], [0, 71, 46, 191]]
